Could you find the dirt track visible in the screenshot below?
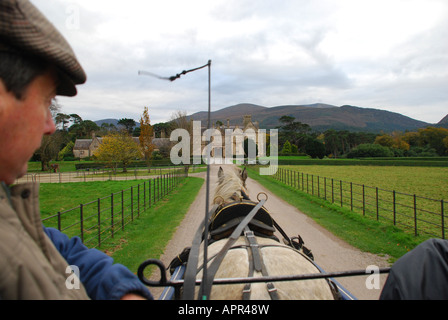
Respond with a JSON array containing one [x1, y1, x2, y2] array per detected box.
[[151, 164, 390, 300]]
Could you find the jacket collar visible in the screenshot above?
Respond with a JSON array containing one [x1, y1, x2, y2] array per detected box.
[[0, 181, 13, 208]]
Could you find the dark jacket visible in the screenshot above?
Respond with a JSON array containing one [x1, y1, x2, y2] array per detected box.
[[380, 238, 448, 300], [0, 182, 152, 300]]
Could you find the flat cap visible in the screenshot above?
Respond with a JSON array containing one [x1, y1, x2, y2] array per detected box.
[[0, 0, 86, 96]]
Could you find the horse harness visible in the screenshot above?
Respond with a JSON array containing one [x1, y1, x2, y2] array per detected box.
[[209, 196, 318, 300], [171, 191, 340, 300]]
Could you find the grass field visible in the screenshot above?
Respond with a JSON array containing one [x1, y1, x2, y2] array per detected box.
[[39, 176, 204, 274], [39, 179, 154, 216], [272, 165, 448, 238], [246, 166, 424, 261], [28, 161, 82, 172], [279, 165, 448, 201], [100, 177, 204, 274]]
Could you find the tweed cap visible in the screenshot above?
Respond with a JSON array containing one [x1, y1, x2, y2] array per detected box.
[[0, 0, 86, 96]]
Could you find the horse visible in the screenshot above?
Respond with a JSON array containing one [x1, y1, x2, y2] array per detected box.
[[191, 166, 339, 300]]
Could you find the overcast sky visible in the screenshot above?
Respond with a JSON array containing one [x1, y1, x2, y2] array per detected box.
[[32, 0, 448, 125]]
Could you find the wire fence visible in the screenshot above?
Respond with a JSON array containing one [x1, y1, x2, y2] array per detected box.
[[41, 168, 188, 248], [265, 166, 447, 239]]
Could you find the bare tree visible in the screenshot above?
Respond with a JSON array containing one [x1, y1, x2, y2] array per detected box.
[[170, 110, 192, 133], [35, 99, 69, 170]]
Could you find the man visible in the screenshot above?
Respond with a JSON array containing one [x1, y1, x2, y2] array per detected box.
[[380, 238, 448, 300], [0, 0, 152, 299]]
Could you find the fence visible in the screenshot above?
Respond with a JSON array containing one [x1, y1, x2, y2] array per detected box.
[[41, 168, 188, 248], [16, 166, 197, 184], [266, 167, 447, 239]]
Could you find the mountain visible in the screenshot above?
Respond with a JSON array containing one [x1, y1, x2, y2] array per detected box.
[[437, 114, 448, 128], [189, 103, 267, 122], [187, 103, 431, 133]]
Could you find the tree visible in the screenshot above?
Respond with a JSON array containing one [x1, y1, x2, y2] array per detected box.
[[277, 115, 311, 151], [375, 132, 410, 152], [55, 113, 71, 130], [323, 130, 342, 158], [323, 130, 377, 158], [58, 141, 74, 160], [36, 130, 69, 170], [305, 137, 326, 159], [418, 127, 448, 155], [403, 131, 420, 147], [118, 118, 136, 134], [95, 131, 140, 173], [170, 110, 192, 132], [139, 107, 155, 169], [153, 122, 174, 138], [281, 140, 292, 154], [99, 122, 117, 136], [69, 114, 83, 125], [68, 119, 99, 138], [346, 143, 393, 158], [375, 134, 394, 148], [34, 99, 69, 170]]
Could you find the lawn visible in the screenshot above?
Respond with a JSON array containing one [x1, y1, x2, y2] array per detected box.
[[279, 165, 448, 201], [38, 176, 205, 274], [39, 179, 157, 217], [246, 166, 424, 261], [101, 177, 204, 274]]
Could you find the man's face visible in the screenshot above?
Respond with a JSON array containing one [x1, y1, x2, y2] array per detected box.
[[0, 70, 57, 184]]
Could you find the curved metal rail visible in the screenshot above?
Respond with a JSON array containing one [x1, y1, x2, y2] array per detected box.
[[138, 258, 390, 300]]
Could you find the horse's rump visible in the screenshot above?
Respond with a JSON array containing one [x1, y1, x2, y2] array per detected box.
[[196, 236, 338, 300], [186, 166, 339, 300]]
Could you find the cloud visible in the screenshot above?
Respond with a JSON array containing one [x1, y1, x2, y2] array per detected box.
[[31, 0, 448, 125]]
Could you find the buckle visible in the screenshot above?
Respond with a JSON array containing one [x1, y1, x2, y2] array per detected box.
[[244, 230, 255, 237]]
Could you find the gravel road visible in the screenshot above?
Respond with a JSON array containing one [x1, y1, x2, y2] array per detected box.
[[150, 164, 390, 300]]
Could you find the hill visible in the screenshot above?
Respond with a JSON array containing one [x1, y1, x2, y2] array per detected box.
[[187, 103, 431, 132], [437, 114, 448, 128]]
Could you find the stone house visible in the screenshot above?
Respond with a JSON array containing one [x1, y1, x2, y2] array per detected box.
[[73, 134, 169, 159], [196, 114, 265, 158], [73, 135, 103, 159], [73, 115, 264, 160]]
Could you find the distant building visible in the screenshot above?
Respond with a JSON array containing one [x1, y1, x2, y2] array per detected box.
[[192, 114, 265, 158], [73, 133, 143, 159], [73, 134, 103, 159], [73, 115, 265, 160]]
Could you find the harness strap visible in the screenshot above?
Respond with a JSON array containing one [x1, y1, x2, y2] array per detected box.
[[182, 204, 219, 300], [242, 232, 255, 300], [272, 218, 314, 260], [243, 227, 279, 300], [198, 199, 266, 299]]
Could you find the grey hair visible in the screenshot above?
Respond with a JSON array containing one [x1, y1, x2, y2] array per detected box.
[[0, 51, 49, 100]]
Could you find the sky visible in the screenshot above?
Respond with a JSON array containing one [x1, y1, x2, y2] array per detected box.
[[32, 0, 448, 125]]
